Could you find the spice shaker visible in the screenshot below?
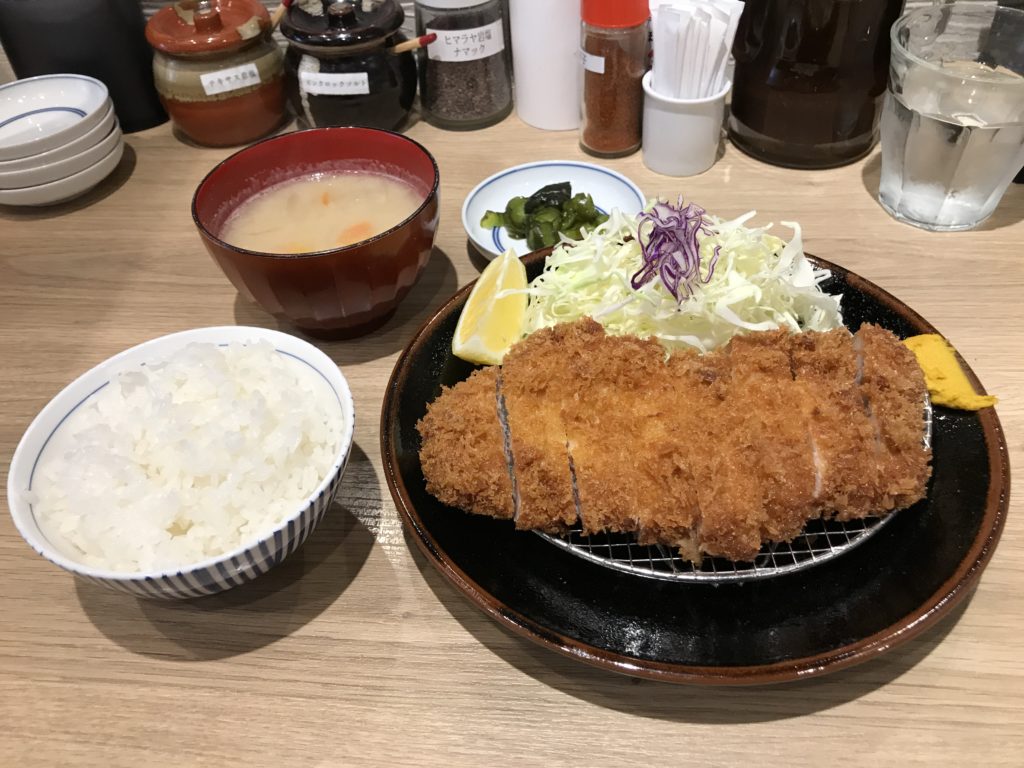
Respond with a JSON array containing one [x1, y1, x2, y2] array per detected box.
[[146, 0, 286, 147], [415, 0, 513, 130], [729, 0, 905, 168], [281, 0, 417, 131], [580, 0, 649, 157]]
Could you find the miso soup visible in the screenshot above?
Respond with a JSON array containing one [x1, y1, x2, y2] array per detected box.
[[220, 171, 423, 253]]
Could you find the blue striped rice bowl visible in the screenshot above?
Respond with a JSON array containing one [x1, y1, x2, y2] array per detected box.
[[6, 326, 355, 600]]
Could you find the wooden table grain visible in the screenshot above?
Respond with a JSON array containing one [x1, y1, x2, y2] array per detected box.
[[1, 113, 1022, 768]]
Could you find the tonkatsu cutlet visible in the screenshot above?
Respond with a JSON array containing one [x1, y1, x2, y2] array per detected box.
[[500, 324, 578, 534], [790, 329, 882, 519], [417, 367, 513, 520], [416, 319, 931, 564], [561, 320, 697, 540], [726, 331, 818, 546], [629, 346, 706, 560], [663, 348, 764, 561], [856, 324, 932, 513]]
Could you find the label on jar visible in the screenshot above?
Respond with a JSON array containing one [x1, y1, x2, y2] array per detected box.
[[425, 20, 505, 62], [581, 51, 605, 75], [299, 71, 371, 96], [200, 63, 262, 96]]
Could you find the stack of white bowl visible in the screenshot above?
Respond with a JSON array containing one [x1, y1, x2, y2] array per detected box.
[[0, 74, 125, 207]]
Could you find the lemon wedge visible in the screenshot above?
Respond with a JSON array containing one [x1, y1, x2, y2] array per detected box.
[[452, 249, 528, 365]]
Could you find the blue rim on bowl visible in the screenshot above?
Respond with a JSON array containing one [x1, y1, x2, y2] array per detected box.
[[6, 326, 356, 599], [461, 160, 646, 259], [0, 74, 111, 162]]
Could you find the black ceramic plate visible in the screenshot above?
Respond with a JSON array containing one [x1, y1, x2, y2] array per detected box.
[[381, 249, 1009, 685]]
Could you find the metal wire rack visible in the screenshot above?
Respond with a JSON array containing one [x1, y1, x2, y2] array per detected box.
[[538, 398, 933, 584], [538, 514, 894, 583]]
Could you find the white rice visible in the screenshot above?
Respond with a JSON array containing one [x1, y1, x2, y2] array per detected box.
[[28, 340, 343, 573]]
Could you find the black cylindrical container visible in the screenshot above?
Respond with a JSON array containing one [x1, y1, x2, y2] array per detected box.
[[0, 0, 167, 133], [729, 0, 905, 169]]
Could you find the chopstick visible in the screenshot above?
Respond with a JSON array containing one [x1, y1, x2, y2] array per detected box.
[[270, 0, 292, 30], [388, 33, 437, 55]]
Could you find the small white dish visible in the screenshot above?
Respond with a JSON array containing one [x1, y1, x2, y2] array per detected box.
[[0, 138, 123, 207], [0, 74, 110, 162], [462, 160, 646, 259], [0, 122, 122, 189], [0, 101, 116, 173], [7, 326, 356, 599]]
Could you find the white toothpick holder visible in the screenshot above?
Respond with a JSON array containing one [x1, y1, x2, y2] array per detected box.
[[641, 71, 731, 177]]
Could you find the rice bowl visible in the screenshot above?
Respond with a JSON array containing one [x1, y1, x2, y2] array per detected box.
[[6, 326, 356, 599]]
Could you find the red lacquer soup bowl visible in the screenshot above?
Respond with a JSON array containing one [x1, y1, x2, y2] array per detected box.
[[192, 126, 440, 338]]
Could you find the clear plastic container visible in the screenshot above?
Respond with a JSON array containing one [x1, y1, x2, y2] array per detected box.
[[415, 0, 513, 130]]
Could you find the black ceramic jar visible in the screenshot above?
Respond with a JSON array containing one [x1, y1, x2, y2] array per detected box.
[[280, 0, 417, 131]]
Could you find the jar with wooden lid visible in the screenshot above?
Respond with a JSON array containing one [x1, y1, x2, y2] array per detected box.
[[146, 0, 286, 147]]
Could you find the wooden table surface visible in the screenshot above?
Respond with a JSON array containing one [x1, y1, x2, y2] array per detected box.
[[1, 113, 1022, 767]]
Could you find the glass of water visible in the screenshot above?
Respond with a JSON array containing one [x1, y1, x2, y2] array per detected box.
[[878, 4, 1024, 231]]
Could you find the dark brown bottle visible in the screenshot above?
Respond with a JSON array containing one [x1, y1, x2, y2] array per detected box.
[[729, 0, 905, 169]]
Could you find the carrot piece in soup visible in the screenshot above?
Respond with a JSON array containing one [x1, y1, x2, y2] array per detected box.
[[337, 221, 374, 245]]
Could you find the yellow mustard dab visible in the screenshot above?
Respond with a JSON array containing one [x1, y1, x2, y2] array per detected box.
[[903, 334, 997, 410]]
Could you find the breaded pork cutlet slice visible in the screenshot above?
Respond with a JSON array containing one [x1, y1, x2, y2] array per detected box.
[[416, 367, 513, 519], [560, 320, 699, 541], [726, 331, 818, 544], [855, 324, 931, 513], [500, 324, 579, 534], [790, 329, 880, 519], [641, 348, 723, 561], [664, 346, 768, 562]]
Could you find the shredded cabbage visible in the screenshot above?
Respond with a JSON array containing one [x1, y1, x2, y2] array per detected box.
[[521, 205, 843, 353]]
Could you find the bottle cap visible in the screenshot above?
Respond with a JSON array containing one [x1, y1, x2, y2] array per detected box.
[[582, 0, 649, 29]]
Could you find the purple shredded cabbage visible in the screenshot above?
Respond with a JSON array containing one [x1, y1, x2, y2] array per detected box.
[[631, 198, 718, 302]]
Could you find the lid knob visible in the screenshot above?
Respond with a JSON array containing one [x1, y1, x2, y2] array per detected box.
[[280, 0, 403, 45], [327, 0, 357, 25], [193, 0, 224, 33]]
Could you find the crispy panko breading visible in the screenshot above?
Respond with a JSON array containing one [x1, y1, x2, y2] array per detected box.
[[791, 329, 882, 519], [661, 349, 760, 560], [629, 347, 705, 558], [417, 367, 513, 519], [560, 320, 695, 538], [500, 324, 579, 533], [856, 324, 932, 513], [727, 331, 818, 545], [417, 319, 932, 563]]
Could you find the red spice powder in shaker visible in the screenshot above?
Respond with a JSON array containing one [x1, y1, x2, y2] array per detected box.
[[580, 0, 649, 157]]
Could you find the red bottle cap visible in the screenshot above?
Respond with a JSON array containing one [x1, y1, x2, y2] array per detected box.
[[582, 0, 650, 29]]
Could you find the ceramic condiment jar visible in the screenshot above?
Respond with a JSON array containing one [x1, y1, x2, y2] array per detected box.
[[146, 0, 286, 146], [280, 0, 417, 131]]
